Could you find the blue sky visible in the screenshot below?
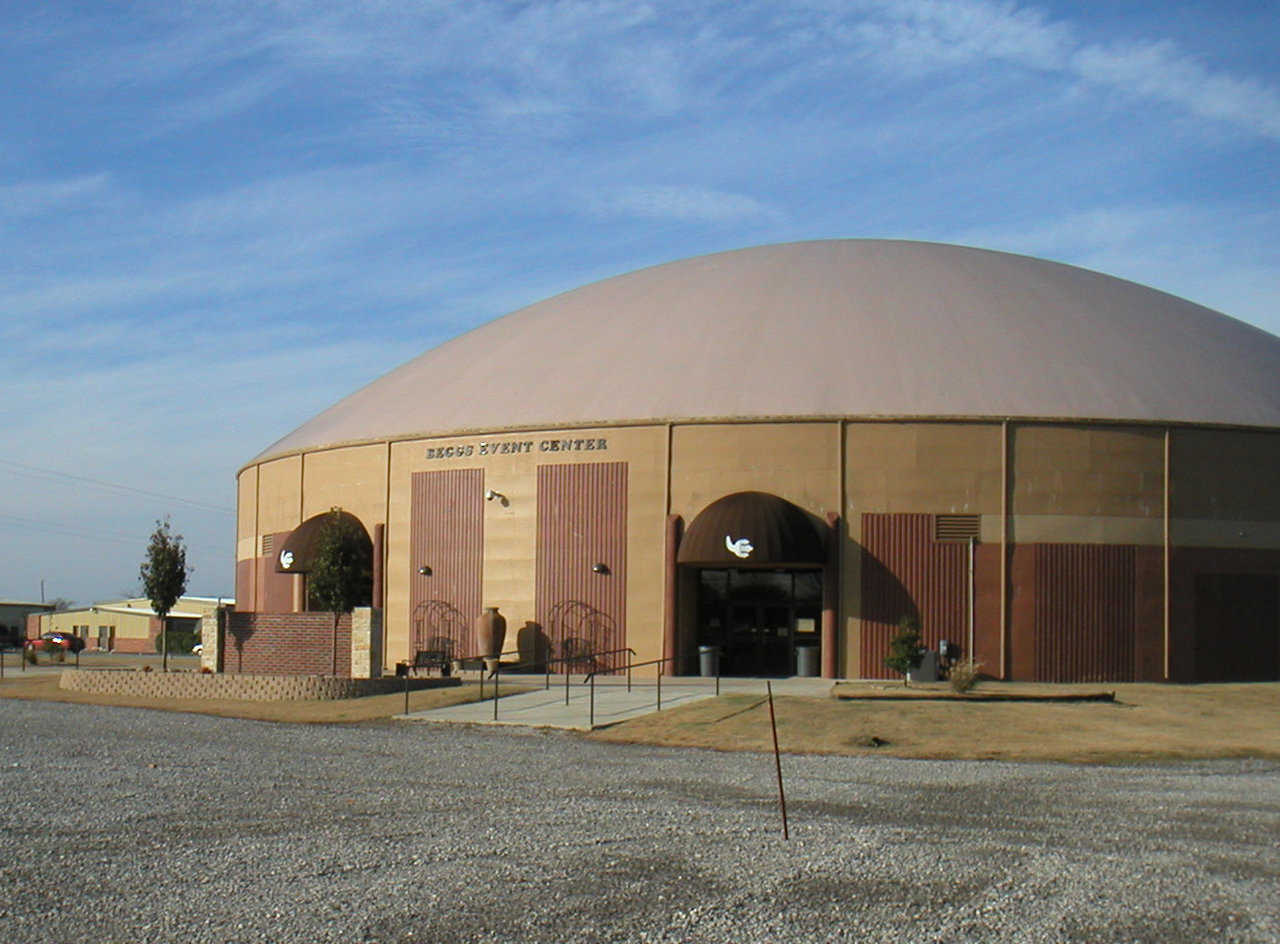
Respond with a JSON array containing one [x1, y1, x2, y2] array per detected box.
[[2, 0, 1277, 605]]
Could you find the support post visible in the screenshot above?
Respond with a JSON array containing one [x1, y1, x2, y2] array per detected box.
[[822, 512, 840, 678], [663, 514, 681, 676]]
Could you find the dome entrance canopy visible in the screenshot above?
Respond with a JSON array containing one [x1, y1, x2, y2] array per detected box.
[[276, 511, 371, 574], [678, 492, 825, 568]]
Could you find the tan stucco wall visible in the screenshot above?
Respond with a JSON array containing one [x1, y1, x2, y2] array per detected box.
[[385, 426, 669, 671], [233, 419, 1280, 679], [846, 422, 1002, 515], [256, 455, 304, 536], [236, 465, 258, 559], [1011, 424, 1163, 520], [300, 443, 389, 533], [1172, 428, 1280, 522], [669, 422, 841, 521]]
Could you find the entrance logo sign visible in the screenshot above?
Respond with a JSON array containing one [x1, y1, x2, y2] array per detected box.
[[725, 536, 754, 559], [279, 549, 294, 570]]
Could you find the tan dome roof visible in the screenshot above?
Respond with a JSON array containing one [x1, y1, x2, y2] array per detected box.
[[256, 240, 1280, 460]]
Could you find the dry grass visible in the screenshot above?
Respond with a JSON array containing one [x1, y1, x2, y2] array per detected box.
[[0, 673, 523, 724], [588, 683, 1280, 763], [4, 656, 1278, 763]]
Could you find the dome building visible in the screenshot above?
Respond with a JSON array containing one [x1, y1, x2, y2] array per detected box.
[[233, 240, 1280, 682]]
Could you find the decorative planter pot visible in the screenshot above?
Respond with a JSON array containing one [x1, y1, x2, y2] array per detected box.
[[475, 606, 507, 673]]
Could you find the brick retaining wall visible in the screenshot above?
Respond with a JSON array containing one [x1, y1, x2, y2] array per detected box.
[[224, 612, 353, 677], [58, 670, 457, 701]]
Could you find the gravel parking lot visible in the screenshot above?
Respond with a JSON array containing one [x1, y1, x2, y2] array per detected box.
[[2, 699, 1277, 943]]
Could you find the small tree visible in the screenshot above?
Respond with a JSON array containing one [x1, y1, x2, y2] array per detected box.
[[140, 518, 189, 673], [306, 508, 372, 675], [307, 508, 372, 614], [884, 614, 924, 686]]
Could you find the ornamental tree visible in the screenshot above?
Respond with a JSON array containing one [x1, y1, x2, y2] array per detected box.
[[884, 614, 924, 686], [140, 518, 189, 673], [306, 508, 373, 614]]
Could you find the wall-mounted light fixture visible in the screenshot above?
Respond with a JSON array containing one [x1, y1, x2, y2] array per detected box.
[[591, 562, 610, 575], [417, 565, 432, 576], [484, 488, 509, 507]]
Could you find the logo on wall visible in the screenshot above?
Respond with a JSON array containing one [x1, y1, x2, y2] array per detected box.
[[279, 549, 294, 570], [725, 536, 754, 559]]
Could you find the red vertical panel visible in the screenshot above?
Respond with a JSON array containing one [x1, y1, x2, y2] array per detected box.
[[536, 462, 628, 672], [1033, 544, 1135, 682], [409, 469, 484, 661], [859, 513, 966, 678], [259, 532, 295, 612], [972, 543, 1003, 673], [1009, 545, 1038, 680]]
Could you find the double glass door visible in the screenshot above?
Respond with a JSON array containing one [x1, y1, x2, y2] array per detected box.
[[697, 569, 821, 676]]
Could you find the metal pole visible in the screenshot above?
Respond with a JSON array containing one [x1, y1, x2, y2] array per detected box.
[[656, 665, 661, 712], [967, 536, 976, 666], [627, 660, 632, 693], [403, 671, 410, 715], [1, 648, 5, 679], [590, 673, 595, 727], [766, 681, 789, 840], [565, 661, 570, 706], [493, 661, 499, 722]]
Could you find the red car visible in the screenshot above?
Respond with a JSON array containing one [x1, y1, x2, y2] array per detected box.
[[27, 632, 86, 654]]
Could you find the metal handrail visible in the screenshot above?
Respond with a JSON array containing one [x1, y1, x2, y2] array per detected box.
[[451, 645, 638, 720], [582, 653, 721, 723]]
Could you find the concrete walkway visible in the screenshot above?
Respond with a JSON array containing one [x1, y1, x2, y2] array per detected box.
[[395, 674, 836, 730]]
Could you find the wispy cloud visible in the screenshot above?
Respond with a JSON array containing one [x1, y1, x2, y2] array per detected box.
[[589, 185, 780, 224], [0, 173, 112, 220], [1071, 39, 1280, 139]]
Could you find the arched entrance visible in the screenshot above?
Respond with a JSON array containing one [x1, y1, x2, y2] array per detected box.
[[276, 509, 374, 612], [677, 491, 827, 676]]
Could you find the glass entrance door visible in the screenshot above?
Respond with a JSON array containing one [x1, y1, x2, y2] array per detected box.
[[696, 569, 821, 675]]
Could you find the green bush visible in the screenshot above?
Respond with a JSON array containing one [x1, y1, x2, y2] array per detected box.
[[884, 615, 924, 685]]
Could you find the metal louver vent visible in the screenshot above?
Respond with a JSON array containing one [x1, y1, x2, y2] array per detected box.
[[934, 514, 980, 542], [260, 533, 274, 555]]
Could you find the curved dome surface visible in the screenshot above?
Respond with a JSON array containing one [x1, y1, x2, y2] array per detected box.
[[258, 240, 1280, 460]]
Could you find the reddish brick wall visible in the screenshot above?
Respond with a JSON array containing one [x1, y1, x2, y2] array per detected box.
[[224, 612, 353, 677]]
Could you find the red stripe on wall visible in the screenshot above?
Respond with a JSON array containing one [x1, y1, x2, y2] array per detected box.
[[859, 513, 967, 679], [536, 462, 628, 673], [409, 469, 484, 661], [1033, 544, 1135, 682]]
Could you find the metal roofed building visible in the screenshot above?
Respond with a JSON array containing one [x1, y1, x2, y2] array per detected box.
[[232, 240, 1280, 682]]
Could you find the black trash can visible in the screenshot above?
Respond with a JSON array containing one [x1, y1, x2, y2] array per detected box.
[[698, 645, 720, 677]]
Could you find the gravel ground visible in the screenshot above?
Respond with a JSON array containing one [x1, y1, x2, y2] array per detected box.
[[2, 699, 1278, 944]]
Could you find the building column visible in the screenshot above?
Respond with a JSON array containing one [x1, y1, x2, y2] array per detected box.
[[350, 607, 383, 679], [822, 512, 840, 678], [372, 523, 385, 609], [663, 514, 681, 675]]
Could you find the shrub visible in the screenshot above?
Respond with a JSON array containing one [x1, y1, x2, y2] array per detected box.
[[949, 661, 983, 693], [884, 615, 924, 685]]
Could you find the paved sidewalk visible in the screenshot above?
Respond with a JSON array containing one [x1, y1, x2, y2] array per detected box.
[[396, 674, 835, 729]]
